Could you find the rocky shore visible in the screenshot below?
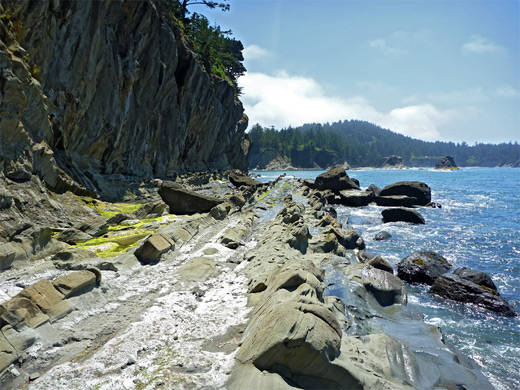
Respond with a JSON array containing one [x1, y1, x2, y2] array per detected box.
[[1, 168, 503, 389]]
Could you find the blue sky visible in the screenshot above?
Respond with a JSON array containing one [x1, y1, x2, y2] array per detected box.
[[192, 0, 519, 143]]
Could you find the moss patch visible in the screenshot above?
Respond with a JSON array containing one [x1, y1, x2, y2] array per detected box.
[[76, 195, 143, 218], [73, 229, 156, 258], [412, 258, 426, 266]]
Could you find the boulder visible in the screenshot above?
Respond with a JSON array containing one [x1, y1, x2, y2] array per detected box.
[[228, 172, 262, 188], [57, 228, 93, 244], [0, 243, 16, 271], [158, 181, 223, 214], [373, 231, 391, 241], [210, 202, 232, 220], [379, 155, 405, 168], [106, 212, 133, 225], [227, 193, 246, 208], [220, 226, 250, 249], [429, 274, 516, 317], [435, 155, 459, 170], [397, 250, 452, 285], [338, 190, 373, 207], [453, 267, 497, 291], [52, 269, 100, 298], [10, 226, 66, 261], [367, 257, 393, 274], [0, 187, 14, 210], [313, 166, 360, 193], [362, 265, 406, 306], [382, 207, 425, 224], [323, 205, 337, 219], [0, 332, 17, 373], [17, 280, 72, 321], [379, 181, 431, 206], [315, 215, 342, 229], [134, 233, 175, 264], [375, 195, 418, 207]]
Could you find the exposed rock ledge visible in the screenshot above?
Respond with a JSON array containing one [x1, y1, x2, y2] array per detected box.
[[0, 176, 493, 389]]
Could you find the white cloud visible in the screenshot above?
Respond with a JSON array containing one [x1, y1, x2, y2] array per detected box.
[[495, 85, 519, 98], [369, 39, 402, 55], [462, 35, 504, 54], [243, 44, 269, 61], [239, 71, 458, 140]]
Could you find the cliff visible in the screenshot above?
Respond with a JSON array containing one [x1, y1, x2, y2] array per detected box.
[[0, 0, 249, 199]]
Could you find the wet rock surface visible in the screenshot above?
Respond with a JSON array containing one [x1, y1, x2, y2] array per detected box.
[[397, 250, 452, 285], [379, 181, 431, 206], [382, 207, 425, 224]]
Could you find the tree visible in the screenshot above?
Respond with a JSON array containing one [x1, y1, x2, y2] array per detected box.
[[177, 0, 230, 20]]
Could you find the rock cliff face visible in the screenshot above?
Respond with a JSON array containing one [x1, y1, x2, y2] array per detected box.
[[0, 0, 248, 199]]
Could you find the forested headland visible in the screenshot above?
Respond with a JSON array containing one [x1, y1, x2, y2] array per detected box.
[[248, 121, 520, 169]]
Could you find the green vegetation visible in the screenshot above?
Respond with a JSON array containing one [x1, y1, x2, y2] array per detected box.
[[165, 0, 245, 93], [249, 121, 520, 168], [73, 229, 156, 258], [78, 196, 142, 218]]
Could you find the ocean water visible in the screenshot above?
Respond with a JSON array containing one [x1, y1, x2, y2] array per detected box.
[[252, 168, 520, 390]]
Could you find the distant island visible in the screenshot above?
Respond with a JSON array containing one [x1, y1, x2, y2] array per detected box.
[[248, 121, 520, 170]]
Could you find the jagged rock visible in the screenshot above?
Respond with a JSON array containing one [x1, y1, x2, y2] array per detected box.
[[375, 195, 418, 207], [379, 181, 431, 206], [134, 233, 175, 264], [453, 267, 497, 291], [367, 257, 393, 274], [367, 184, 381, 197], [382, 207, 425, 224], [76, 217, 108, 238], [373, 230, 391, 241], [380, 155, 405, 168], [57, 228, 93, 244], [52, 269, 100, 298], [435, 156, 460, 170], [17, 280, 72, 322], [106, 213, 133, 226], [313, 166, 360, 193], [0, 244, 16, 271], [4, 160, 32, 181], [133, 201, 167, 219], [276, 202, 305, 224], [227, 193, 246, 208], [0, 188, 14, 210], [315, 215, 342, 228], [397, 250, 452, 285], [52, 248, 99, 262], [158, 182, 223, 214], [287, 224, 311, 254], [220, 226, 250, 249], [323, 205, 337, 219], [0, 297, 49, 329], [264, 156, 295, 171], [210, 202, 232, 220], [0, 332, 17, 373], [10, 226, 66, 261], [429, 274, 516, 316], [228, 172, 262, 188], [338, 190, 373, 207]]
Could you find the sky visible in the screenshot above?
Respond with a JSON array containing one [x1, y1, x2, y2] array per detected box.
[[192, 0, 520, 144]]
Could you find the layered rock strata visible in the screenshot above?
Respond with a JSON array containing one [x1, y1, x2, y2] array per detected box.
[[0, 0, 249, 200]]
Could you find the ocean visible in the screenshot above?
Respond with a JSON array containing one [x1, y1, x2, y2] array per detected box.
[[252, 168, 520, 390]]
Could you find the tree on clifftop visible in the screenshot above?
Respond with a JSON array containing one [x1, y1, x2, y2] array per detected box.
[[176, 0, 230, 20]]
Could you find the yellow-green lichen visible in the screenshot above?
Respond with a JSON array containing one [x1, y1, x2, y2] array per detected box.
[[479, 285, 500, 296], [412, 258, 426, 266], [73, 229, 156, 258]]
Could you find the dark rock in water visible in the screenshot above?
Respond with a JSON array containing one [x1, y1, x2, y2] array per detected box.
[[158, 181, 223, 214], [435, 155, 460, 170], [379, 181, 431, 206], [374, 231, 392, 241], [429, 274, 516, 317], [134, 233, 175, 264], [397, 250, 452, 285], [228, 172, 262, 188], [453, 267, 497, 291], [375, 195, 417, 207], [338, 190, 373, 207], [357, 249, 377, 263], [368, 256, 394, 274], [380, 155, 405, 168], [382, 207, 425, 224], [367, 184, 381, 197], [313, 166, 360, 193]]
